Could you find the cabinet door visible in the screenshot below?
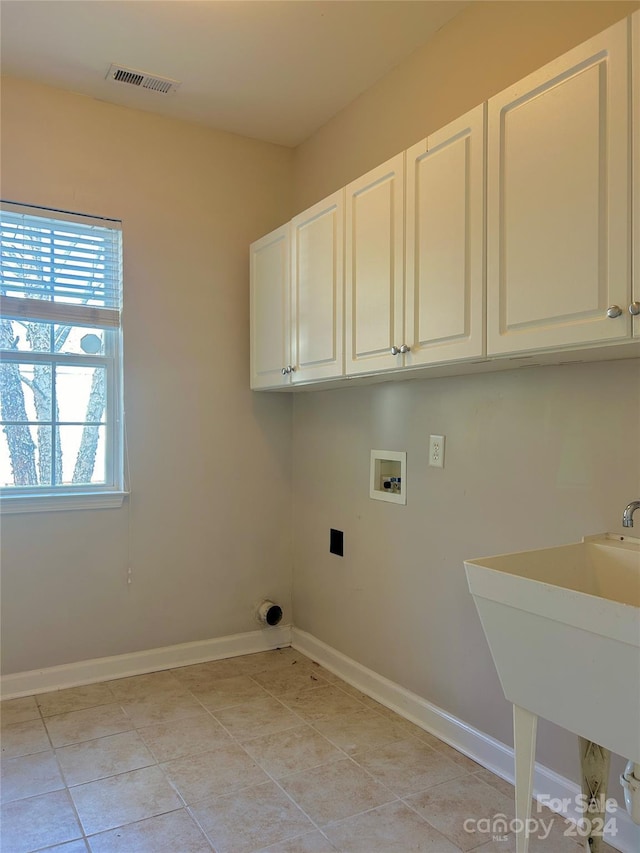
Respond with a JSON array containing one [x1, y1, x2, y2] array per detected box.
[[405, 105, 485, 366], [487, 19, 630, 355], [633, 11, 640, 338], [345, 153, 404, 375], [291, 190, 344, 383], [250, 224, 290, 389]]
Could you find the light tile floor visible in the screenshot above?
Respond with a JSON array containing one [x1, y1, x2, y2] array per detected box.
[[0, 649, 604, 852]]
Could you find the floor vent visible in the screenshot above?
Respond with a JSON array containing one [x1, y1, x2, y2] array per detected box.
[[106, 64, 181, 95]]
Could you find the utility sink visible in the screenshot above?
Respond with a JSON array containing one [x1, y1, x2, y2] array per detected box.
[[466, 533, 640, 852], [465, 533, 640, 763]]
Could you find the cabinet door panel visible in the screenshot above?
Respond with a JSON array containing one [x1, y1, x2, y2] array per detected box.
[[250, 225, 290, 389], [345, 153, 404, 375], [487, 19, 630, 355], [291, 190, 344, 383], [405, 105, 485, 365]]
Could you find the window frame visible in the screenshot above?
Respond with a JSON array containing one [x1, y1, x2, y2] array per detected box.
[[0, 202, 126, 513]]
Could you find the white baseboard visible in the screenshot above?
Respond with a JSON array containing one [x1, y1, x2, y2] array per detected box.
[[0, 625, 292, 699], [292, 627, 639, 853]]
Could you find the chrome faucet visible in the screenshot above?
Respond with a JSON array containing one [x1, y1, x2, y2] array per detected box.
[[622, 501, 640, 528]]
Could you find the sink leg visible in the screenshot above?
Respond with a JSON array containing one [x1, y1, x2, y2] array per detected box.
[[514, 705, 538, 853], [579, 738, 611, 852]]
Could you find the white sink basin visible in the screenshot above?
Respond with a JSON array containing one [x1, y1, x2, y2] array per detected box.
[[465, 533, 640, 763]]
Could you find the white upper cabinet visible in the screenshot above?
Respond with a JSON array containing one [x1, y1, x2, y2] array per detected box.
[[345, 153, 404, 375], [290, 190, 344, 383], [487, 18, 631, 355], [250, 14, 638, 391], [345, 108, 485, 376], [250, 224, 291, 389], [405, 104, 485, 366], [633, 10, 640, 338]]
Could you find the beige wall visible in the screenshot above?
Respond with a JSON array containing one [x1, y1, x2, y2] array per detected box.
[[290, 0, 640, 785], [292, 362, 640, 780], [294, 0, 640, 211], [0, 77, 294, 673]]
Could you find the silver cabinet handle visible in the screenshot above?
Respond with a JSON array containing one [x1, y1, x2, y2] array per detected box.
[[289, 365, 296, 372], [281, 367, 288, 376], [629, 302, 640, 316], [390, 346, 400, 355], [607, 305, 623, 318], [399, 344, 411, 353]]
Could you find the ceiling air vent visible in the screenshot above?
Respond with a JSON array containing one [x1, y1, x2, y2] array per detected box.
[[105, 64, 181, 95]]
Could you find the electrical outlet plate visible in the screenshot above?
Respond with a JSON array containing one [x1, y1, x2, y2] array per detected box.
[[429, 435, 445, 468]]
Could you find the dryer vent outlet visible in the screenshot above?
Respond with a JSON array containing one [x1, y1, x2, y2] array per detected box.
[[256, 600, 283, 627]]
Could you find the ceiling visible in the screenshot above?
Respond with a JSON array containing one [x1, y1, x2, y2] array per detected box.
[[0, 0, 468, 147]]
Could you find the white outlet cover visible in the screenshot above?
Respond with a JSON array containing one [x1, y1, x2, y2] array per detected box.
[[429, 435, 445, 468]]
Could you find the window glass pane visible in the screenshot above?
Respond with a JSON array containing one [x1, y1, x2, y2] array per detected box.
[[56, 425, 106, 485], [56, 365, 106, 423], [56, 327, 105, 356], [0, 320, 105, 356], [0, 318, 53, 352], [0, 363, 52, 421], [0, 424, 50, 487]]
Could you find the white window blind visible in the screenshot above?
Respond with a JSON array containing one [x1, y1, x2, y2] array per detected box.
[[0, 203, 122, 329]]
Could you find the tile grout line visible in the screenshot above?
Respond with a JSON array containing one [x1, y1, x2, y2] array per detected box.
[[28, 673, 235, 848], [84, 805, 210, 852], [38, 691, 89, 849], [167, 658, 400, 851], [399, 782, 479, 851], [184, 694, 335, 847], [174, 656, 335, 850], [101, 663, 330, 848], [3, 650, 503, 853], [254, 667, 488, 848], [237, 690, 411, 845], [43, 687, 150, 848]]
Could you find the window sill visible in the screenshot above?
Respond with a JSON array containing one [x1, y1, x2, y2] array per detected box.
[[0, 491, 129, 515]]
